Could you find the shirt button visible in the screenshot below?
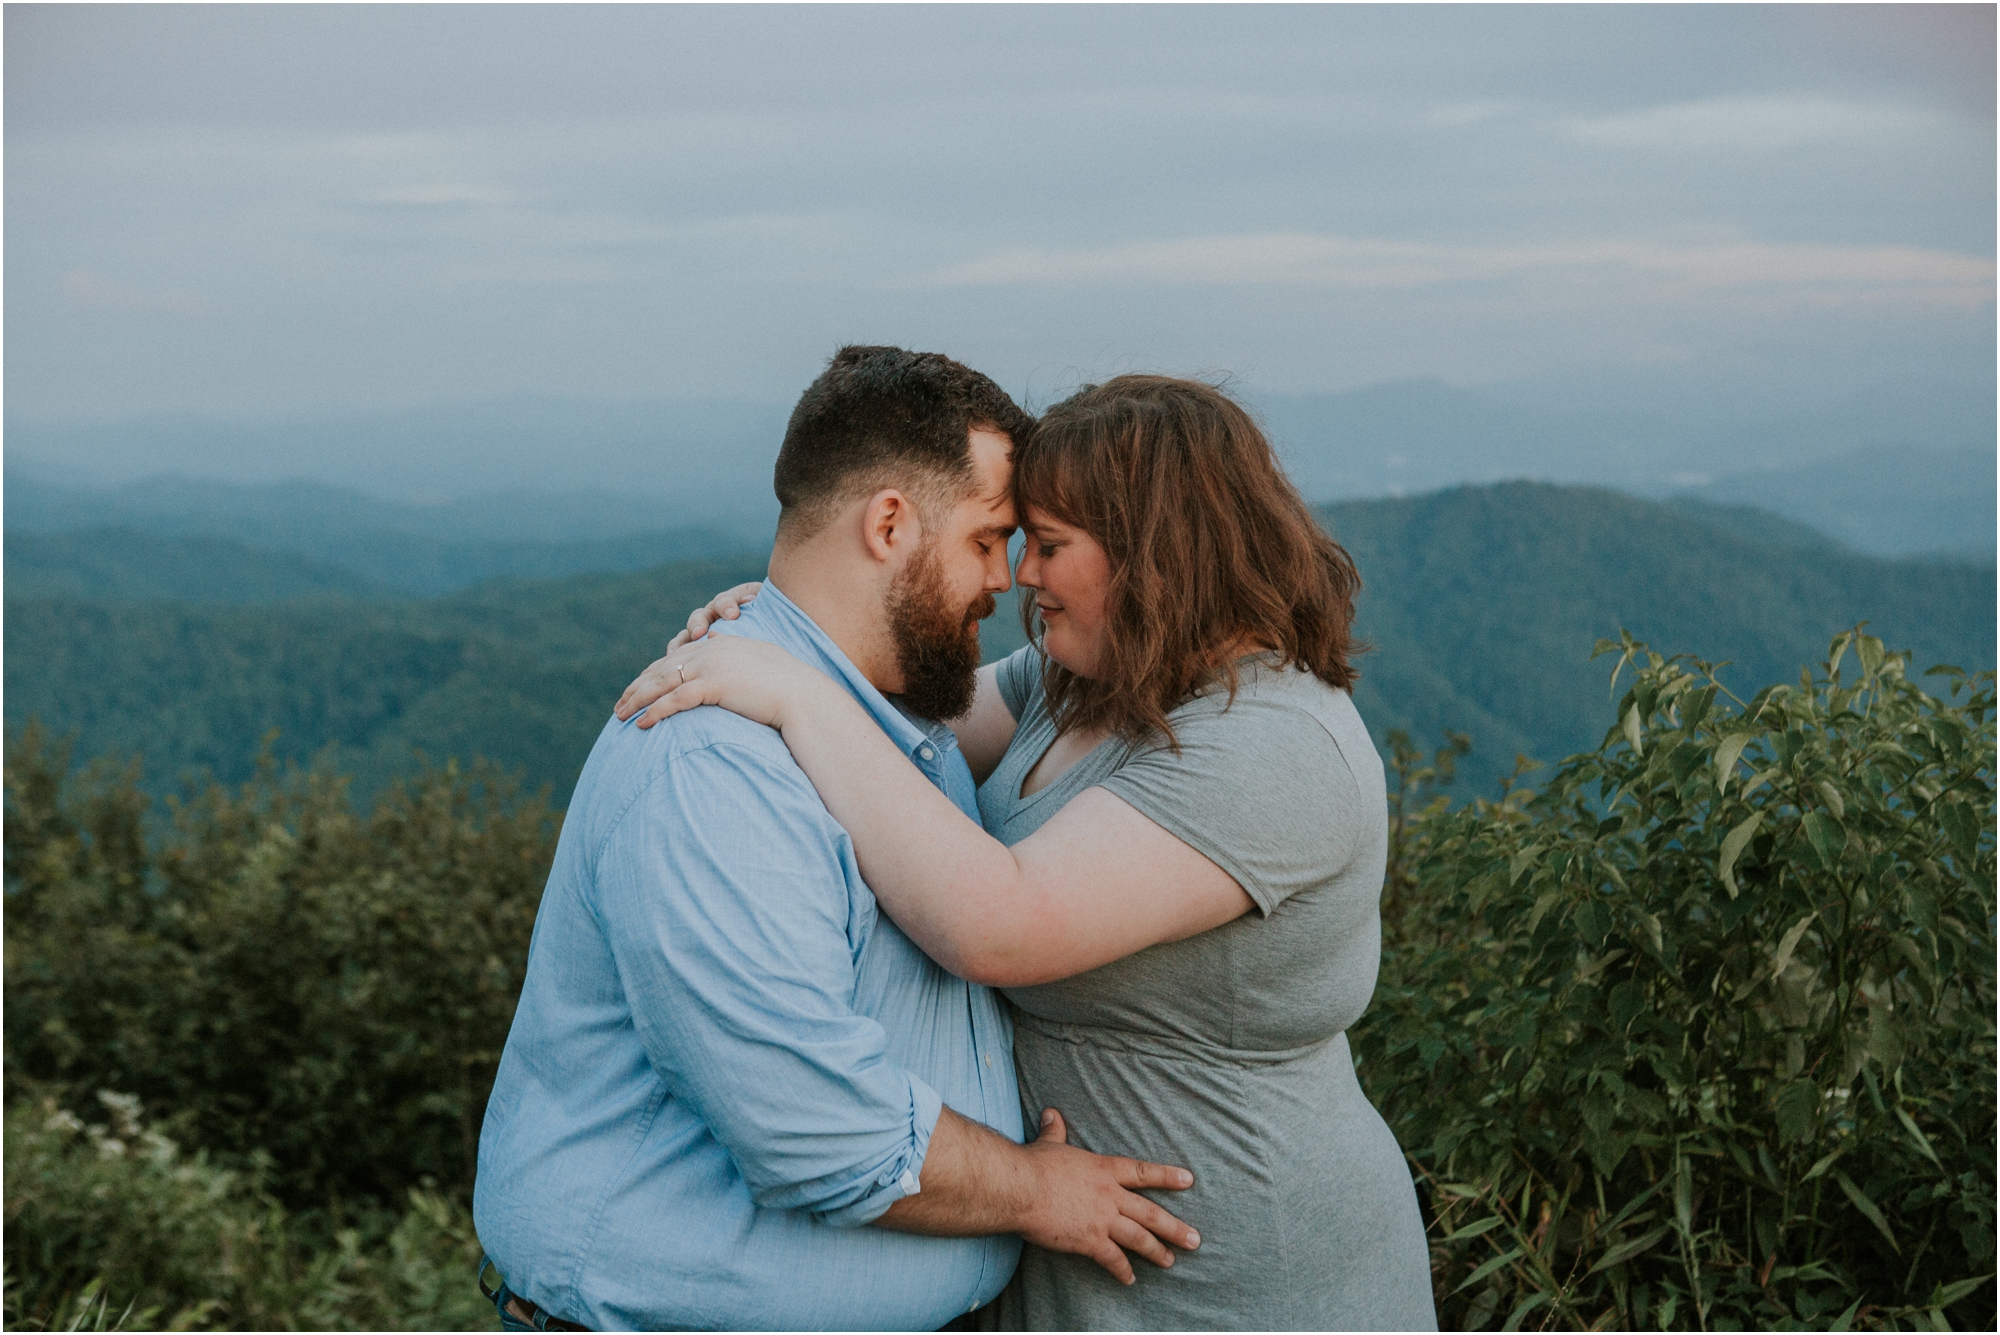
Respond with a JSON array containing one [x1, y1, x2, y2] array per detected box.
[[919, 745, 935, 760], [984, 1053, 992, 1068]]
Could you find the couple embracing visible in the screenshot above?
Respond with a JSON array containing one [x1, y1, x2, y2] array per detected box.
[[473, 347, 1437, 1332]]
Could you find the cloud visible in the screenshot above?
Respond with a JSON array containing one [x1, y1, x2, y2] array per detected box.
[[916, 233, 1994, 309], [61, 269, 210, 315], [1424, 100, 1518, 128], [370, 183, 516, 206], [1564, 94, 1946, 151]]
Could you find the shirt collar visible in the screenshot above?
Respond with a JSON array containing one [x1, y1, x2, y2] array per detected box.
[[715, 580, 960, 769]]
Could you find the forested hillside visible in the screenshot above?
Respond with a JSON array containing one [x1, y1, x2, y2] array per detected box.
[[1323, 484, 1994, 789], [5, 556, 769, 804], [6, 529, 391, 603], [6, 483, 1992, 803]]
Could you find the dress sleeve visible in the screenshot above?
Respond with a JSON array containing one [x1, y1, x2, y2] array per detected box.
[[1095, 693, 1370, 917], [593, 739, 941, 1228], [992, 645, 1044, 722]]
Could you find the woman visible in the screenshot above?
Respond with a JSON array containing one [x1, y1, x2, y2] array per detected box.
[[619, 376, 1436, 1331]]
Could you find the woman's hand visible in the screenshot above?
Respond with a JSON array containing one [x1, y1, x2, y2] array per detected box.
[[614, 634, 833, 732], [663, 582, 762, 654]]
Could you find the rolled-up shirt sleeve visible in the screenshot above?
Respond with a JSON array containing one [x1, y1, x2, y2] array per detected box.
[[593, 737, 941, 1227]]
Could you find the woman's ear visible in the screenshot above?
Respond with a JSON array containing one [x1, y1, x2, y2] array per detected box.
[[859, 488, 923, 564]]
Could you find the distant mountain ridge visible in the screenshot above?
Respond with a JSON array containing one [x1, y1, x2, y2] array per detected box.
[[1318, 484, 1993, 789], [5, 396, 790, 536], [10, 373, 1990, 560], [5, 529, 390, 604], [1665, 444, 1995, 559], [1257, 378, 1992, 557], [6, 474, 766, 597], [7, 482, 1990, 804]]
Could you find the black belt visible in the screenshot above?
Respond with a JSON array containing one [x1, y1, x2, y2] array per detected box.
[[507, 1295, 592, 1333], [480, 1258, 592, 1332]]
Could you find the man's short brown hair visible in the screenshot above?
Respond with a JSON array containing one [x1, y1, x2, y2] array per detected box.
[[773, 346, 1033, 539]]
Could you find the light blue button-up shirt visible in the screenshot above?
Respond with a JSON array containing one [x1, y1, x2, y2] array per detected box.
[[474, 583, 1022, 1331]]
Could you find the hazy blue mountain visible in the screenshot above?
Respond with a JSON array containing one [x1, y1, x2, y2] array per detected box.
[[1658, 499, 1847, 554], [1258, 379, 1993, 557], [8, 483, 1990, 806], [5, 474, 766, 596], [1666, 444, 1995, 559], [5, 529, 390, 603], [1261, 379, 1673, 499], [1322, 484, 1994, 791], [5, 395, 790, 535], [11, 374, 1990, 565]]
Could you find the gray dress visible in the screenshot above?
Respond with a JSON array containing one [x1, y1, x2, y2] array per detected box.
[[982, 648, 1436, 1332]]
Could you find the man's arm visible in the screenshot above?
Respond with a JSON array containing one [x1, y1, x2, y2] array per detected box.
[[598, 735, 1197, 1278], [879, 1107, 1200, 1286], [601, 739, 950, 1223]]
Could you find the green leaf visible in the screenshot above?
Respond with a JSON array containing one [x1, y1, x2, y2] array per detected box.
[[1713, 732, 1754, 793], [1441, 1215, 1507, 1243], [1452, 1245, 1525, 1294], [1622, 702, 1645, 755], [1833, 1169, 1900, 1253], [1635, 910, 1664, 958], [1500, 1292, 1552, 1332], [1667, 740, 1706, 786], [1432, 1182, 1489, 1201], [1857, 634, 1885, 676], [1673, 1153, 1693, 1235], [1608, 980, 1645, 1034], [1802, 810, 1848, 871], [1867, 1005, 1905, 1072], [1894, 1106, 1942, 1167], [1829, 1297, 1863, 1331], [1770, 910, 1818, 980], [1939, 797, 1980, 866], [1718, 811, 1762, 897], [1582, 1088, 1615, 1135], [1509, 843, 1545, 886], [1679, 685, 1716, 733], [1525, 889, 1563, 935], [1775, 1081, 1820, 1144], [1589, 1224, 1672, 1273], [1924, 1275, 1992, 1311], [1606, 1175, 1671, 1232]]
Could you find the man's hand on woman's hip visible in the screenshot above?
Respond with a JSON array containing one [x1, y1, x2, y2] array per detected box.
[[877, 1106, 1199, 1286]]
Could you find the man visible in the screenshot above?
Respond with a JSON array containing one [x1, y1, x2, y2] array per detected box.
[[474, 347, 1195, 1331]]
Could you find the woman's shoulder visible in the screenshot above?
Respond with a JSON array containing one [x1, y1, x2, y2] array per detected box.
[[1156, 660, 1379, 783], [1175, 658, 1362, 728], [991, 644, 1048, 722]]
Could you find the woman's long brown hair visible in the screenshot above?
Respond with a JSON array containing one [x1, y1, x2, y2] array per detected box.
[[1015, 374, 1364, 747]]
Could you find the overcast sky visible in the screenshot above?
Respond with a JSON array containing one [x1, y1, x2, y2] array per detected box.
[[6, 2, 1993, 424]]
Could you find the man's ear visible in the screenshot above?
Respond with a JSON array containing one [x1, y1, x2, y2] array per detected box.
[[859, 489, 924, 564]]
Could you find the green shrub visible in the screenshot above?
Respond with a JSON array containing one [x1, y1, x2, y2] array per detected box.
[[2, 1092, 491, 1331], [3, 726, 557, 1209], [1354, 632, 1996, 1331]]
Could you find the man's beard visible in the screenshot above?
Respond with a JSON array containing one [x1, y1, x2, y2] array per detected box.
[[886, 543, 995, 722]]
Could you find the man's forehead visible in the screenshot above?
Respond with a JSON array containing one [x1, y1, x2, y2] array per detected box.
[[966, 427, 1017, 518]]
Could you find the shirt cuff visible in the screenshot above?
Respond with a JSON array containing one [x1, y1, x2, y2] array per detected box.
[[814, 1073, 945, 1228]]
